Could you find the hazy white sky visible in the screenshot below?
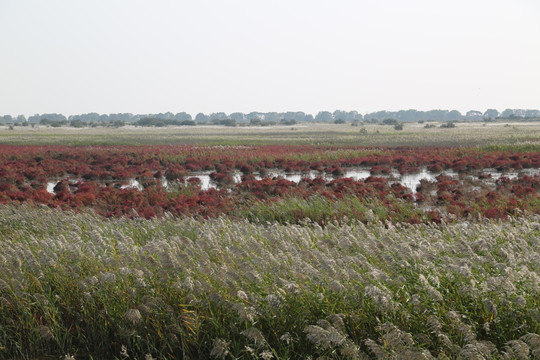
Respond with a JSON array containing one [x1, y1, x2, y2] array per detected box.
[[1, 0, 539, 116]]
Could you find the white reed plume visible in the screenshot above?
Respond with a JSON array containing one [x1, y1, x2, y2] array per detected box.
[[210, 338, 230, 359], [120, 344, 129, 358], [279, 332, 293, 345], [124, 308, 142, 326], [37, 325, 55, 341], [520, 333, 540, 359], [502, 340, 530, 360], [259, 350, 274, 360], [241, 327, 266, 345], [304, 323, 346, 349], [237, 289, 249, 301]]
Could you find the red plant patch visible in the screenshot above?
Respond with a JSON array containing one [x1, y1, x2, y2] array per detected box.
[[0, 145, 538, 222]]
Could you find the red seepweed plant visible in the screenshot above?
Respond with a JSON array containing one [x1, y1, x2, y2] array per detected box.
[[0, 145, 538, 222]]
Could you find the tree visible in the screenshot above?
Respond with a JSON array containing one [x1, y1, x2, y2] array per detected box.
[[195, 113, 209, 123], [294, 111, 307, 122], [264, 112, 281, 122], [280, 119, 296, 126], [396, 110, 421, 122], [247, 112, 262, 122], [1, 115, 13, 123], [109, 120, 126, 128], [229, 112, 245, 123], [333, 110, 348, 122], [500, 109, 514, 118], [440, 121, 456, 128], [175, 112, 192, 121], [209, 112, 227, 122], [70, 119, 85, 128], [315, 111, 333, 122], [220, 119, 237, 127], [525, 109, 540, 118], [483, 109, 499, 119], [382, 118, 399, 126], [135, 117, 193, 127], [447, 110, 462, 121], [159, 112, 175, 120], [282, 112, 297, 121], [513, 109, 526, 118], [364, 110, 393, 121], [83, 113, 100, 122], [466, 110, 482, 120], [250, 118, 262, 126], [109, 113, 134, 122]]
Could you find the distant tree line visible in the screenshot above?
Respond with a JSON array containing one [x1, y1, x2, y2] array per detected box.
[[134, 118, 195, 127], [363, 109, 540, 122], [1, 108, 539, 126]]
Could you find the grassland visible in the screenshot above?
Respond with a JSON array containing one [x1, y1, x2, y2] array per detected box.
[[1, 121, 540, 147], [1, 206, 539, 359], [1, 122, 540, 359]]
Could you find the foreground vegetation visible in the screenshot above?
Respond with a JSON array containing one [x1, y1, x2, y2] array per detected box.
[[1, 206, 539, 359]]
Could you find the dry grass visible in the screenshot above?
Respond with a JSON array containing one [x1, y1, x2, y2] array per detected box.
[[1, 121, 540, 146], [1, 205, 539, 359]]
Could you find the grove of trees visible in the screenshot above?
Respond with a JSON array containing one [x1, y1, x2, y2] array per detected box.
[[1, 108, 539, 126]]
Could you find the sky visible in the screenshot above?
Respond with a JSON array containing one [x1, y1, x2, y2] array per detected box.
[[1, 0, 539, 117]]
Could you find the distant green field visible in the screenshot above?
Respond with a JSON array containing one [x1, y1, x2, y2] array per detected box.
[[1, 121, 540, 147]]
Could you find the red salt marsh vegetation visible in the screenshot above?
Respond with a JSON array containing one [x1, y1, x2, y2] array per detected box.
[[0, 144, 539, 224]]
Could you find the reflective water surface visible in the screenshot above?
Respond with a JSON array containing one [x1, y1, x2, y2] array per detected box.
[[46, 167, 540, 194]]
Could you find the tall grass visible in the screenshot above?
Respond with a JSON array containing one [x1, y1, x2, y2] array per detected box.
[[1, 205, 539, 359], [239, 195, 433, 226], [2, 122, 540, 147]]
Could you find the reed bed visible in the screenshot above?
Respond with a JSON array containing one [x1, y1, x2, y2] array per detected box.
[[1, 122, 540, 147], [1, 205, 539, 359]]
